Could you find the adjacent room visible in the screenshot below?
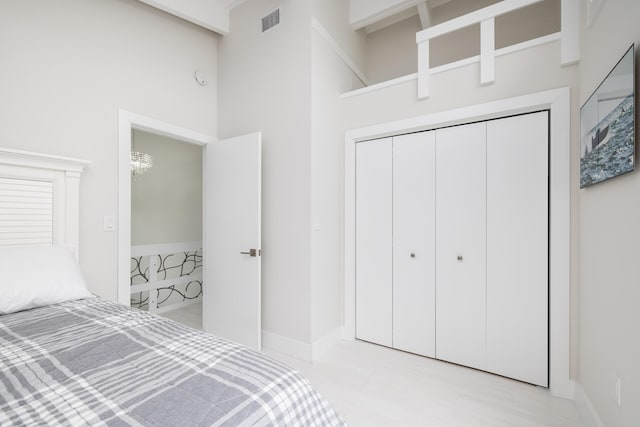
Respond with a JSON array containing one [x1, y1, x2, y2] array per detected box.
[[1, 0, 638, 426]]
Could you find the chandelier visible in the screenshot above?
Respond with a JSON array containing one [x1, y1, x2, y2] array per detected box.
[[130, 151, 153, 176], [130, 131, 153, 176]]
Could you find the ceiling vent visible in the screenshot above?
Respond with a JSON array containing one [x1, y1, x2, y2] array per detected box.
[[261, 8, 280, 32]]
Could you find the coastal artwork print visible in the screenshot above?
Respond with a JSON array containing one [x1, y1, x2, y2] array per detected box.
[[580, 45, 635, 188]]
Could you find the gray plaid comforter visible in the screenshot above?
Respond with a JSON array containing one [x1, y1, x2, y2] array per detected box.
[[0, 297, 346, 426]]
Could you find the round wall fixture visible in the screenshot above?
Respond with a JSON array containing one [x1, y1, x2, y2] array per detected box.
[[194, 70, 208, 86]]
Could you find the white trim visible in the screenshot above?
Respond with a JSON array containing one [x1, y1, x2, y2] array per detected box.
[[431, 55, 480, 75], [417, 40, 430, 99], [343, 87, 572, 399], [351, 0, 426, 30], [341, 73, 419, 99], [312, 17, 369, 86], [137, 0, 229, 35], [575, 382, 605, 427], [495, 32, 560, 57], [0, 148, 90, 260], [417, 2, 431, 29], [261, 330, 313, 362], [365, 6, 419, 34], [480, 18, 495, 85], [341, 33, 561, 99], [0, 148, 89, 173], [131, 241, 202, 257], [118, 109, 214, 306], [416, 0, 542, 42], [261, 327, 344, 362], [561, 0, 580, 64]]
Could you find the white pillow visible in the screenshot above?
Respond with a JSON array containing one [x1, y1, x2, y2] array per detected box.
[[0, 245, 93, 315]]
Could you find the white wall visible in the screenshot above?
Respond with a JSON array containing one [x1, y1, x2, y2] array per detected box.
[[131, 131, 202, 246], [310, 0, 366, 344], [0, 0, 218, 301], [577, 0, 640, 425], [313, 0, 368, 74], [218, 0, 313, 345], [366, 15, 421, 84]]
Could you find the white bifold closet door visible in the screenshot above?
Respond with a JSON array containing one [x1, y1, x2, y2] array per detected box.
[[486, 112, 548, 386], [355, 138, 393, 347], [393, 131, 436, 358], [435, 122, 487, 371]]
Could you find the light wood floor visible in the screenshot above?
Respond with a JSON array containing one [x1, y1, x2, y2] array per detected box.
[[160, 304, 581, 426], [265, 341, 582, 427], [159, 301, 202, 330]]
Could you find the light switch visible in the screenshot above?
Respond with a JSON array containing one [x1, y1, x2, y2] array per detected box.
[[103, 216, 116, 232]]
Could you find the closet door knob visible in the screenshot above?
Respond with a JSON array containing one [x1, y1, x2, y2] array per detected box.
[[410, 252, 416, 258], [457, 255, 463, 262]]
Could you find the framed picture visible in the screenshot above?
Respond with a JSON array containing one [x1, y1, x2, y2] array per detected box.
[[580, 44, 635, 188]]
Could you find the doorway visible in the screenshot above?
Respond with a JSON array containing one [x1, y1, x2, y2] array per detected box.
[[130, 129, 203, 329], [117, 110, 263, 350]]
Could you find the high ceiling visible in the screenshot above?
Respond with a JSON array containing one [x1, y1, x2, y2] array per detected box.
[[355, 0, 504, 34]]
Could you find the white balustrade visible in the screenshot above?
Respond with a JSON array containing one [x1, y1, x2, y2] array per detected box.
[[415, 0, 579, 100], [130, 241, 203, 314]]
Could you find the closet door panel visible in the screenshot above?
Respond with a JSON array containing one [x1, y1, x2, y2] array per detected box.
[[435, 122, 487, 370], [355, 138, 393, 347], [393, 131, 436, 358], [486, 112, 549, 387]]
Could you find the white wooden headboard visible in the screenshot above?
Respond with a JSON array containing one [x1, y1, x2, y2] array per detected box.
[[0, 148, 90, 259]]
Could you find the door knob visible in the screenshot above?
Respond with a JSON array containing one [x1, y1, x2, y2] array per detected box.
[[457, 255, 463, 262], [240, 249, 259, 257]]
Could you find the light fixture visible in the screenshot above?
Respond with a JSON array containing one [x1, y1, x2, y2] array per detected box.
[[130, 132, 153, 176]]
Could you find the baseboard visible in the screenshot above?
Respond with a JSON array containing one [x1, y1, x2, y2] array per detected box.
[[311, 327, 343, 362], [261, 330, 313, 362], [575, 382, 605, 427], [551, 377, 575, 400], [261, 327, 344, 363], [341, 325, 355, 341]]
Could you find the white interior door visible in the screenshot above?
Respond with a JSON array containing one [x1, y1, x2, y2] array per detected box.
[[486, 112, 549, 386], [435, 122, 487, 371], [355, 138, 393, 347], [203, 132, 262, 351], [393, 131, 436, 358]]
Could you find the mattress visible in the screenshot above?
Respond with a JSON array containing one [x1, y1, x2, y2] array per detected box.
[[0, 297, 345, 426]]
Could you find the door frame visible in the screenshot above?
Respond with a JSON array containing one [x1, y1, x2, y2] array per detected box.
[[344, 87, 572, 399], [117, 110, 215, 308]]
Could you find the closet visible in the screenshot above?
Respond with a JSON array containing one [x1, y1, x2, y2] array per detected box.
[[355, 111, 549, 387]]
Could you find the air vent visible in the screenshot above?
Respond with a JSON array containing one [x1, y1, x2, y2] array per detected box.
[[261, 8, 280, 32]]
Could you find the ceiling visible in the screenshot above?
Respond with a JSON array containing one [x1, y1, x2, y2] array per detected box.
[[361, 0, 504, 34]]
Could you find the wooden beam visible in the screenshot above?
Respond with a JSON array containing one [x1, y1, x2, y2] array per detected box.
[[416, 0, 542, 43], [417, 2, 432, 29]]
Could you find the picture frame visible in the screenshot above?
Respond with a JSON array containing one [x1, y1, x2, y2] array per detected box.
[[580, 44, 635, 188]]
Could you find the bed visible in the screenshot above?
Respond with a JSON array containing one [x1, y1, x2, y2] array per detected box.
[[0, 148, 345, 426], [0, 297, 344, 426]]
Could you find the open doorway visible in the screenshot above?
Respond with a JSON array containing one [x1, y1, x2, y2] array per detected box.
[[129, 130, 203, 329], [118, 110, 263, 350]]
